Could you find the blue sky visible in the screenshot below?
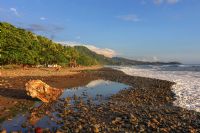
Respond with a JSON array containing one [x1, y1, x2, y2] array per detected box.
[[0, 0, 200, 63]]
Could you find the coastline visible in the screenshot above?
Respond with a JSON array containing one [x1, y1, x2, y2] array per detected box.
[[0, 67, 200, 132]]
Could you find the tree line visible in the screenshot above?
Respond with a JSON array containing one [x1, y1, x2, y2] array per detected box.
[[0, 22, 99, 66]]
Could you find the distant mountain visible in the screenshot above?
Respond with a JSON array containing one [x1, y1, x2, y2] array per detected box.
[[111, 57, 181, 65], [73, 47, 181, 65]]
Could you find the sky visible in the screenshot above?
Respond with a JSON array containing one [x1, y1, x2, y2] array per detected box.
[[0, 0, 200, 64]]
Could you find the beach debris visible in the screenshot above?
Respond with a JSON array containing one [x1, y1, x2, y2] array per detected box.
[[25, 80, 63, 103]]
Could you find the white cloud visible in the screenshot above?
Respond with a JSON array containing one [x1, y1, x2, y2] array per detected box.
[[85, 45, 117, 58], [167, 0, 180, 4], [116, 14, 140, 22], [154, 0, 180, 4], [40, 17, 47, 20], [56, 41, 117, 58], [10, 8, 20, 16], [129, 56, 160, 62]]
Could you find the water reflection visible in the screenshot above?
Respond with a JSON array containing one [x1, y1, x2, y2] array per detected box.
[[0, 80, 129, 132]]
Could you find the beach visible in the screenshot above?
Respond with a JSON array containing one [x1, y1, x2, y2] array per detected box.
[[0, 66, 200, 132], [0, 66, 101, 123]]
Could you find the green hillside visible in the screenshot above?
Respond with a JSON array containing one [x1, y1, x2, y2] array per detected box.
[[0, 22, 99, 66], [0, 22, 180, 67], [74, 46, 114, 65]]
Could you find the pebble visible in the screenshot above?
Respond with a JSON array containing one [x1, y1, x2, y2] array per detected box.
[[93, 124, 99, 133], [1, 68, 200, 132]]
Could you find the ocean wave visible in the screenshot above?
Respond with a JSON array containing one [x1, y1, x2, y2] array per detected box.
[[113, 65, 200, 112]]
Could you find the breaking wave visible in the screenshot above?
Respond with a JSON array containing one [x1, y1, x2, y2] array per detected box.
[[112, 65, 200, 112]]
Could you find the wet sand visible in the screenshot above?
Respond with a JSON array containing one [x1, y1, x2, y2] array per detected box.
[[0, 66, 101, 122], [0, 67, 200, 132]]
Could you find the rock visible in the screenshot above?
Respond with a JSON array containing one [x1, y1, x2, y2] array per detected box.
[[82, 107, 88, 112], [74, 128, 79, 133], [112, 117, 122, 124], [160, 128, 169, 132], [93, 124, 100, 133], [165, 97, 170, 101], [25, 80, 63, 103], [147, 121, 157, 129], [129, 114, 138, 124], [65, 97, 71, 102], [139, 125, 146, 132], [0, 129, 7, 133], [152, 118, 159, 125], [56, 131, 63, 133], [189, 126, 197, 133], [78, 124, 83, 130]]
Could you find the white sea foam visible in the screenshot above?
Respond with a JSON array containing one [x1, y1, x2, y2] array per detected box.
[[113, 65, 200, 112]]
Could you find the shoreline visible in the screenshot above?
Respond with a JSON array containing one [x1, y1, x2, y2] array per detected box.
[[0, 67, 200, 132], [0, 66, 102, 123], [116, 65, 200, 113]]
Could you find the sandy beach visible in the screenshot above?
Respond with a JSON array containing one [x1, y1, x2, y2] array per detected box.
[[0, 67, 200, 132]]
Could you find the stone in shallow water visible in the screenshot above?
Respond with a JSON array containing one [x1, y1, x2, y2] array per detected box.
[[25, 80, 63, 103]]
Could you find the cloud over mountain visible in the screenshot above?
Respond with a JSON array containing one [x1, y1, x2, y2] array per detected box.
[[56, 41, 117, 58]]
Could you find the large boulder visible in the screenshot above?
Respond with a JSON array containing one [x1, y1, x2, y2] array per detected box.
[[25, 80, 63, 103]]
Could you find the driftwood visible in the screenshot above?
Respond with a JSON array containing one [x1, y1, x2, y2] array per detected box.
[[25, 80, 63, 103]]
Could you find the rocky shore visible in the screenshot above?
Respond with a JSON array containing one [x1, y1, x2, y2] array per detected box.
[[53, 68, 200, 132], [0, 67, 200, 132]]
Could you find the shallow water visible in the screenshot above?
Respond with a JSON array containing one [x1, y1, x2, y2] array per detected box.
[[0, 79, 129, 132], [61, 79, 128, 103]]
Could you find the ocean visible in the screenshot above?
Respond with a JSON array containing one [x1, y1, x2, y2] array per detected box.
[[111, 64, 200, 112]]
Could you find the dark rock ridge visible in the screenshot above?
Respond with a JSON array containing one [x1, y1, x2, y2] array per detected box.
[[111, 57, 181, 65]]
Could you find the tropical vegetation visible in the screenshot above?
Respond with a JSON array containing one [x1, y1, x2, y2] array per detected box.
[[0, 22, 101, 66]]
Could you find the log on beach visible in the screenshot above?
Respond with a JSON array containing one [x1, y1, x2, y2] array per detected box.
[[25, 80, 63, 103]]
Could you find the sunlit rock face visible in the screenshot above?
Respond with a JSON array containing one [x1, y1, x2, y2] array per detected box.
[[25, 80, 63, 103]]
